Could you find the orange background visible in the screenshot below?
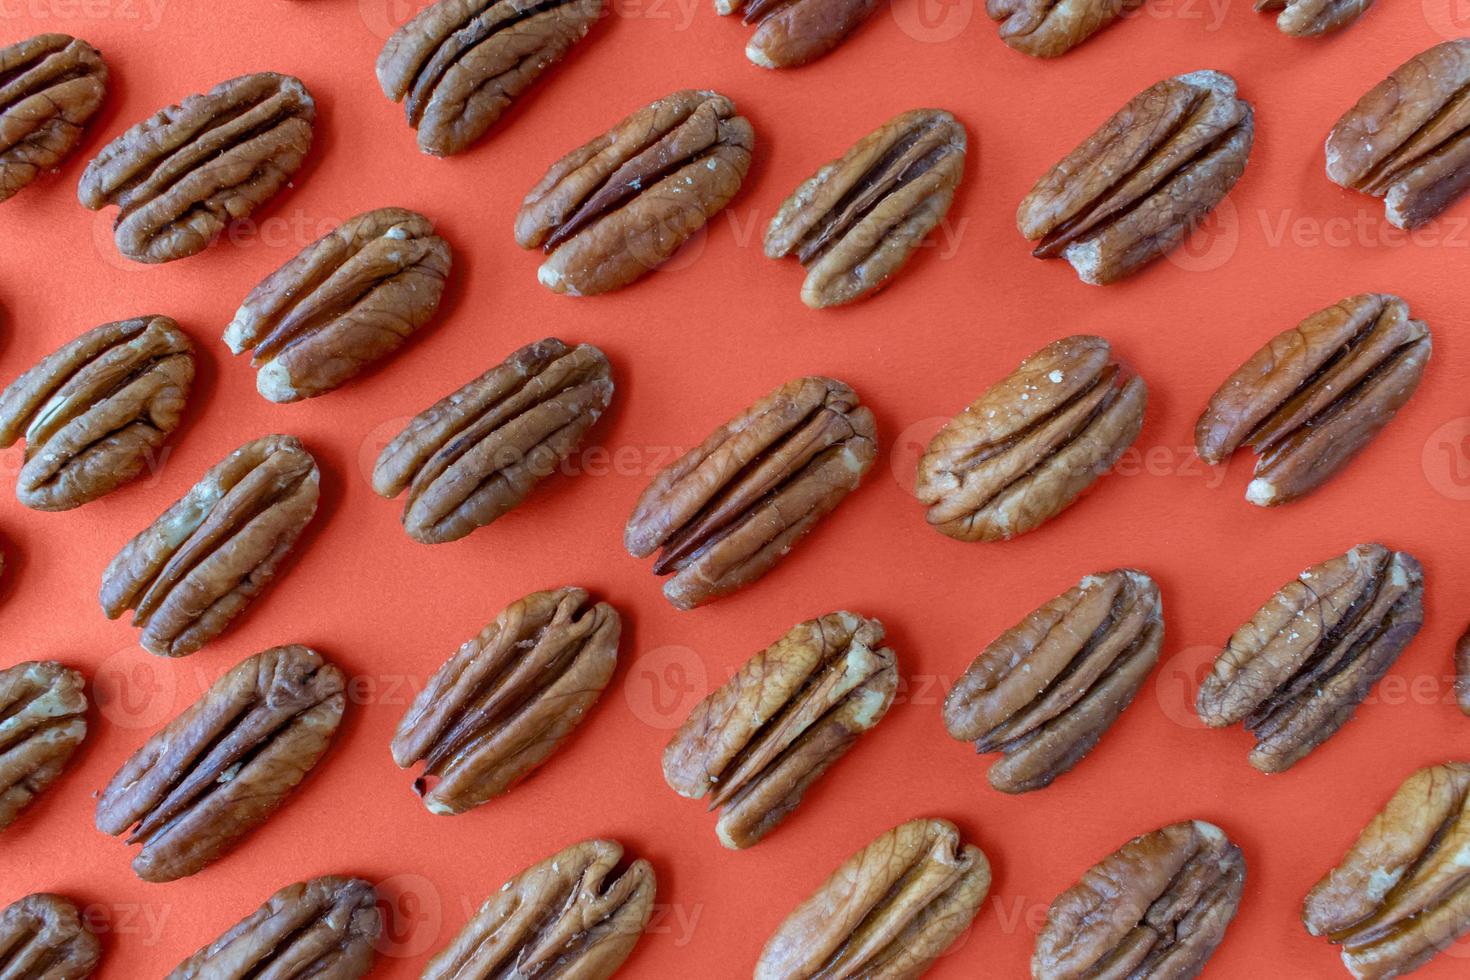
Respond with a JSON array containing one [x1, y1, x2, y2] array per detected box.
[[3, 0, 1470, 975]]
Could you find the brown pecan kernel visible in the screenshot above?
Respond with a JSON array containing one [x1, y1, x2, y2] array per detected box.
[[944, 569, 1162, 793], [1018, 71, 1254, 284], [423, 839, 654, 980], [756, 817, 990, 979], [0, 34, 107, 203], [1034, 820, 1246, 979], [988, 0, 1140, 57], [1197, 543, 1423, 774], [96, 645, 344, 883], [764, 109, 966, 308], [719, 0, 878, 68], [1256, 0, 1371, 34], [0, 661, 87, 832], [663, 611, 896, 849], [1457, 627, 1470, 716], [373, 338, 612, 543], [625, 376, 876, 610], [78, 72, 315, 263], [0, 894, 101, 979], [515, 90, 755, 296], [0, 316, 194, 510], [99, 434, 320, 657]]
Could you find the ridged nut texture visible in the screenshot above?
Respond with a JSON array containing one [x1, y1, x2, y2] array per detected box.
[[988, 0, 1141, 57], [0, 34, 107, 202], [0, 662, 87, 831], [1457, 625, 1470, 716], [1257, 0, 1372, 34], [718, 0, 879, 68], [0, 894, 101, 979]]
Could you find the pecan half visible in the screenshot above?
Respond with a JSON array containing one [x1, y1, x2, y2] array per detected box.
[[0, 894, 101, 979], [1457, 626, 1470, 716], [0, 316, 194, 510], [663, 611, 896, 849], [719, 0, 878, 68], [372, 338, 612, 543], [625, 376, 876, 610], [755, 817, 990, 979], [1018, 70, 1254, 284], [764, 109, 966, 308], [423, 839, 654, 979], [916, 335, 1146, 542], [0, 661, 87, 832], [988, 0, 1140, 57], [944, 569, 1162, 793], [78, 72, 315, 263], [95, 645, 344, 882], [1034, 820, 1246, 979], [1257, 0, 1371, 34], [515, 90, 755, 296], [1196, 294, 1430, 507], [99, 434, 320, 657], [0, 34, 107, 203], [1196, 543, 1423, 774], [223, 207, 451, 403]]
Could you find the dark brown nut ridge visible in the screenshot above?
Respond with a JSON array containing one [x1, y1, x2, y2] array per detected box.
[[988, 0, 1139, 57], [100, 434, 320, 657], [78, 72, 314, 264], [1196, 543, 1423, 774], [515, 90, 755, 296], [663, 611, 896, 849], [625, 376, 876, 610], [1257, 0, 1371, 34], [719, 0, 878, 68], [1034, 820, 1245, 980], [1457, 626, 1470, 716], [0, 662, 87, 832], [0, 894, 101, 979], [764, 109, 966, 308], [1018, 71, 1254, 284], [0, 34, 107, 203], [373, 338, 612, 543]]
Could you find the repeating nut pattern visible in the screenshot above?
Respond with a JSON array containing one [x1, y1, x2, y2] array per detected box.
[[0, 894, 101, 980], [988, 0, 1139, 58], [1257, 0, 1372, 34], [0, 661, 87, 832], [719, 0, 878, 68], [0, 34, 107, 203]]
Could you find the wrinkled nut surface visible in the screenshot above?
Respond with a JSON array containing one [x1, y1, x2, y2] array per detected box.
[[373, 338, 612, 543], [0, 894, 101, 979], [516, 90, 755, 296], [100, 434, 320, 657], [0, 34, 107, 203], [988, 0, 1139, 57], [944, 569, 1163, 794], [0, 316, 194, 510], [0, 661, 87, 832], [755, 817, 990, 979], [1257, 0, 1371, 34], [95, 645, 345, 883], [167, 876, 379, 980], [626, 376, 876, 610], [1196, 294, 1430, 508], [423, 839, 655, 980], [1018, 70, 1254, 284], [765, 109, 966, 308], [1197, 543, 1423, 774], [916, 335, 1146, 542], [1457, 626, 1470, 716], [224, 207, 451, 403], [718, 0, 878, 68], [1034, 820, 1246, 980], [663, 611, 896, 849], [78, 72, 315, 263]]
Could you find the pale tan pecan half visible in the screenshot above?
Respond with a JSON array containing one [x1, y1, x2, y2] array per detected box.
[[1034, 820, 1245, 980], [944, 569, 1162, 794], [663, 611, 896, 849], [1196, 543, 1423, 774], [99, 434, 320, 657], [515, 90, 755, 296], [0, 894, 101, 979], [0, 34, 107, 203], [916, 335, 1146, 542], [167, 876, 379, 979], [372, 338, 612, 543], [95, 645, 344, 883], [764, 109, 966, 308], [1257, 0, 1371, 34], [625, 376, 876, 610], [1018, 71, 1254, 284], [719, 0, 879, 68], [755, 817, 990, 979], [0, 661, 87, 832], [1457, 626, 1470, 716], [78, 72, 315, 263], [0, 316, 194, 510], [988, 0, 1140, 57], [423, 839, 654, 979]]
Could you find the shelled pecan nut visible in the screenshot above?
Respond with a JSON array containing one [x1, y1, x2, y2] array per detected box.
[[1256, 0, 1371, 34], [1034, 820, 1246, 979], [1196, 294, 1430, 507], [755, 817, 990, 979], [372, 338, 612, 543], [916, 335, 1146, 542], [1457, 626, 1470, 716], [1018, 71, 1254, 284], [0, 894, 101, 979], [78, 72, 315, 263], [944, 569, 1162, 793], [0, 316, 194, 510], [988, 0, 1140, 57], [423, 839, 654, 979], [1196, 543, 1423, 773], [663, 611, 897, 849], [625, 376, 876, 610], [0, 34, 107, 203], [515, 90, 755, 296], [719, 0, 879, 68], [764, 109, 966, 308], [95, 645, 345, 882], [0, 661, 87, 832], [99, 434, 320, 657]]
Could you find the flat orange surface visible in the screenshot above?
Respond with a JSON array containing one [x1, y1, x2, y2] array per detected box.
[[3, 0, 1470, 976]]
